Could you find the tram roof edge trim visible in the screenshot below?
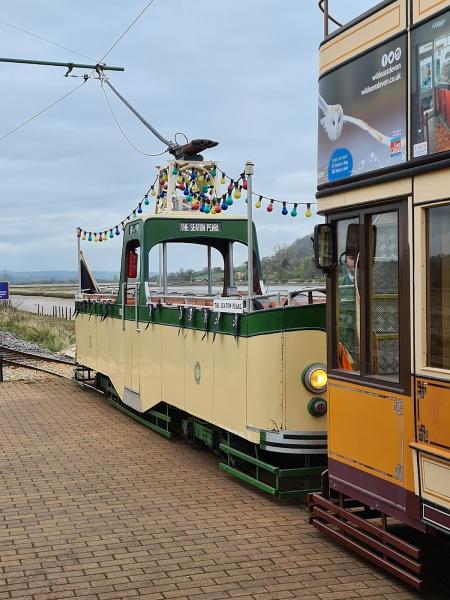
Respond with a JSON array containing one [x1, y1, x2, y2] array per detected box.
[[319, 0, 399, 47]]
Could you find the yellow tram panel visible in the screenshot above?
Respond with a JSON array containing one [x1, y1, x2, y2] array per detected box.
[[412, 0, 450, 24], [328, 378, 416, 494], [319, 0, 406, 76]]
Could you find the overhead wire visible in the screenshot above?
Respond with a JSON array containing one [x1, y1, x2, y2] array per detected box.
[[97, 0, 158, 64], [0, 18, 96, 61], [0, 79, 88, 143], [100, 82, 168, 157]]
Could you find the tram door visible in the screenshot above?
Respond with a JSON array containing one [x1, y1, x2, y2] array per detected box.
[[328, 205, 408, 483], [124, 241, 141, 395]]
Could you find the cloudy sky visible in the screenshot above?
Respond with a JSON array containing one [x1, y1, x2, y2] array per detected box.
[[0, 0, 375, 272]]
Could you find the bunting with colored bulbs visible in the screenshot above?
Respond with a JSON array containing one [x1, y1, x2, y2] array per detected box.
[[76, 162, 315, 241]]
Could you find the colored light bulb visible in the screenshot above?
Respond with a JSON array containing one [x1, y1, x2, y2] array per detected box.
[[82, 232, 86, 241], [220, 174, 226, 185], [267, 201, 274, 213], [227, 195, 233, 206], [150, 187, 156, 196], [305, 203, 312, 218], [228, 181, 234, 193], [115, 226, 120, 236], [291, 204, 298, 217], [255, 196, 262, 208], [282, 202, 288, 216], [204, 203, 211, 214], [186, 194, 193, 202], [242, 178, 248, 190], [233, 188, 241, 200], [137, 205, 143, 214], [221, 200, 228, 210], [215, 203, 221, 213], [183, 187, 189, 196], [109, 230, 114, 238], [88, 233, 92, 241]]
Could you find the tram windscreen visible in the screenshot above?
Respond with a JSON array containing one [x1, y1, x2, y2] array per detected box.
[[411, 9, 450, 160], [318, 34, 407, 186]]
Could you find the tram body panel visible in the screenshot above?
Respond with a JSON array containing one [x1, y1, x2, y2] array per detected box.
[[139, 323, 162, 413], [319, 0, 406, 76], [284, 329, 327, 432], [184, 327, 214, 424], [106, 316, 124, 400], [246, 331, 283, 431], [75, 313, 97, 371], [160, 323, 186, 411], [412, 0, 450, 24], [212, 332, 248, 437], [328, 379, 416, 493]]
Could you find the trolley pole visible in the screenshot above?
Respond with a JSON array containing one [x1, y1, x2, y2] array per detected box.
[[77, 234, 81, 294], [245, 161, 254, 313]]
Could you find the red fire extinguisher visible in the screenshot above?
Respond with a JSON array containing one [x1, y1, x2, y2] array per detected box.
[[127, 249, 138, 278]]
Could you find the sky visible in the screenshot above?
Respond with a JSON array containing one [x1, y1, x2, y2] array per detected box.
[[0, 0, 376, 272]]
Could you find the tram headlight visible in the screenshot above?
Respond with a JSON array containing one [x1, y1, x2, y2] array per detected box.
[[302, 363, 328, 394]]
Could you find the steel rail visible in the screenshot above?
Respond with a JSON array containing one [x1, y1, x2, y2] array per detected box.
[[0, 345, 74, 365], [2, 359, 72, 380]]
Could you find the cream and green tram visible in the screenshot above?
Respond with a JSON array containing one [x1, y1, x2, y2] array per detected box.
[[75, 203, 327, 499]]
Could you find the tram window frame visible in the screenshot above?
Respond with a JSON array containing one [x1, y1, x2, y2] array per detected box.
[[327, 200, 410, 394], [426, 203, 450, 371]]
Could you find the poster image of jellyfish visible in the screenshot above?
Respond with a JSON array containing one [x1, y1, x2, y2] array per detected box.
[[317, 34, 407, 186]]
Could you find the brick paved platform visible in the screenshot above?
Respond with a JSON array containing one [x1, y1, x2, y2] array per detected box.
[[0, 380, 439, 599]]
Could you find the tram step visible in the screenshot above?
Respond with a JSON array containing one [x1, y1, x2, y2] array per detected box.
[[309, 492, 422, 590]]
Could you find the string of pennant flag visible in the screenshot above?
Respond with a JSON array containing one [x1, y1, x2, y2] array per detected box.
[[76, 164, 316, 241]]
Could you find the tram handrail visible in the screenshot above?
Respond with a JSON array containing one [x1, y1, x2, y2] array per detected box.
[[318, 0, 342, 37]]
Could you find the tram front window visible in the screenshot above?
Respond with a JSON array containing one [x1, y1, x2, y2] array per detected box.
[[427, 204, 450, 369], [336, 218, 360, 372], [368, 212, 399, 382]]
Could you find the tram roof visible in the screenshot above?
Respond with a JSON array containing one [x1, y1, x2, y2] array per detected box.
[[140, 212, 249, 222]]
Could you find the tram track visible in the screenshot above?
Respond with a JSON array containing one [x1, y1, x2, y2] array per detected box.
[[0, 345, 74, 381]]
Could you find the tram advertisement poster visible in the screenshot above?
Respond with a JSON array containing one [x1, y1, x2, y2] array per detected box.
[[411, 10, 450, 159], [317, 34, 407, 186]]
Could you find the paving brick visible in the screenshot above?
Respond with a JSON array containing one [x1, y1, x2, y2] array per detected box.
[[0, 380, 423, 600]]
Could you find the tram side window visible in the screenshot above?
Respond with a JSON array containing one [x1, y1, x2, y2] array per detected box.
[[368, 212, 400, 382], [427, 205, 450, 369], [336, 218, 360, 372], [125, 242, 140, 303]]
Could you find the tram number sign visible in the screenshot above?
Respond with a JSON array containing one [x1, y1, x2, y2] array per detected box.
[[0, 281, 9, 301], [179, 222, 222, 233], [214, 297, 245, 313]]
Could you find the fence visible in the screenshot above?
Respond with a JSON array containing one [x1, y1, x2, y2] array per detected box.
[[0, 300, 74, 320]]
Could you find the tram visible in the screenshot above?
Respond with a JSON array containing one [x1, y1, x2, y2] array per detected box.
[[74, 159, 328, 499], [310, 0, 450, 589]]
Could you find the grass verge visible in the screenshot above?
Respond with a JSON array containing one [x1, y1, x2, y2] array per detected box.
[[0, 306, 75, 353]]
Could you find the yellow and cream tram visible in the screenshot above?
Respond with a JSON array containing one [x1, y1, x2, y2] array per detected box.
[[74, 160, 328, 499], [310, 0, 450, 589]]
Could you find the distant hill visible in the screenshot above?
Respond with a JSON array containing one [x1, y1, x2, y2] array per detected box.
[[3, 235, 322, 285], [261, 234, 323, 284]]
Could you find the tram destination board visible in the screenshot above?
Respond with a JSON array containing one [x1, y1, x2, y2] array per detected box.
[[411, 8, 450, 160], [318, 34, 407, 186], [179, 222, 222, 233], [0, 281, 9, 301]]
